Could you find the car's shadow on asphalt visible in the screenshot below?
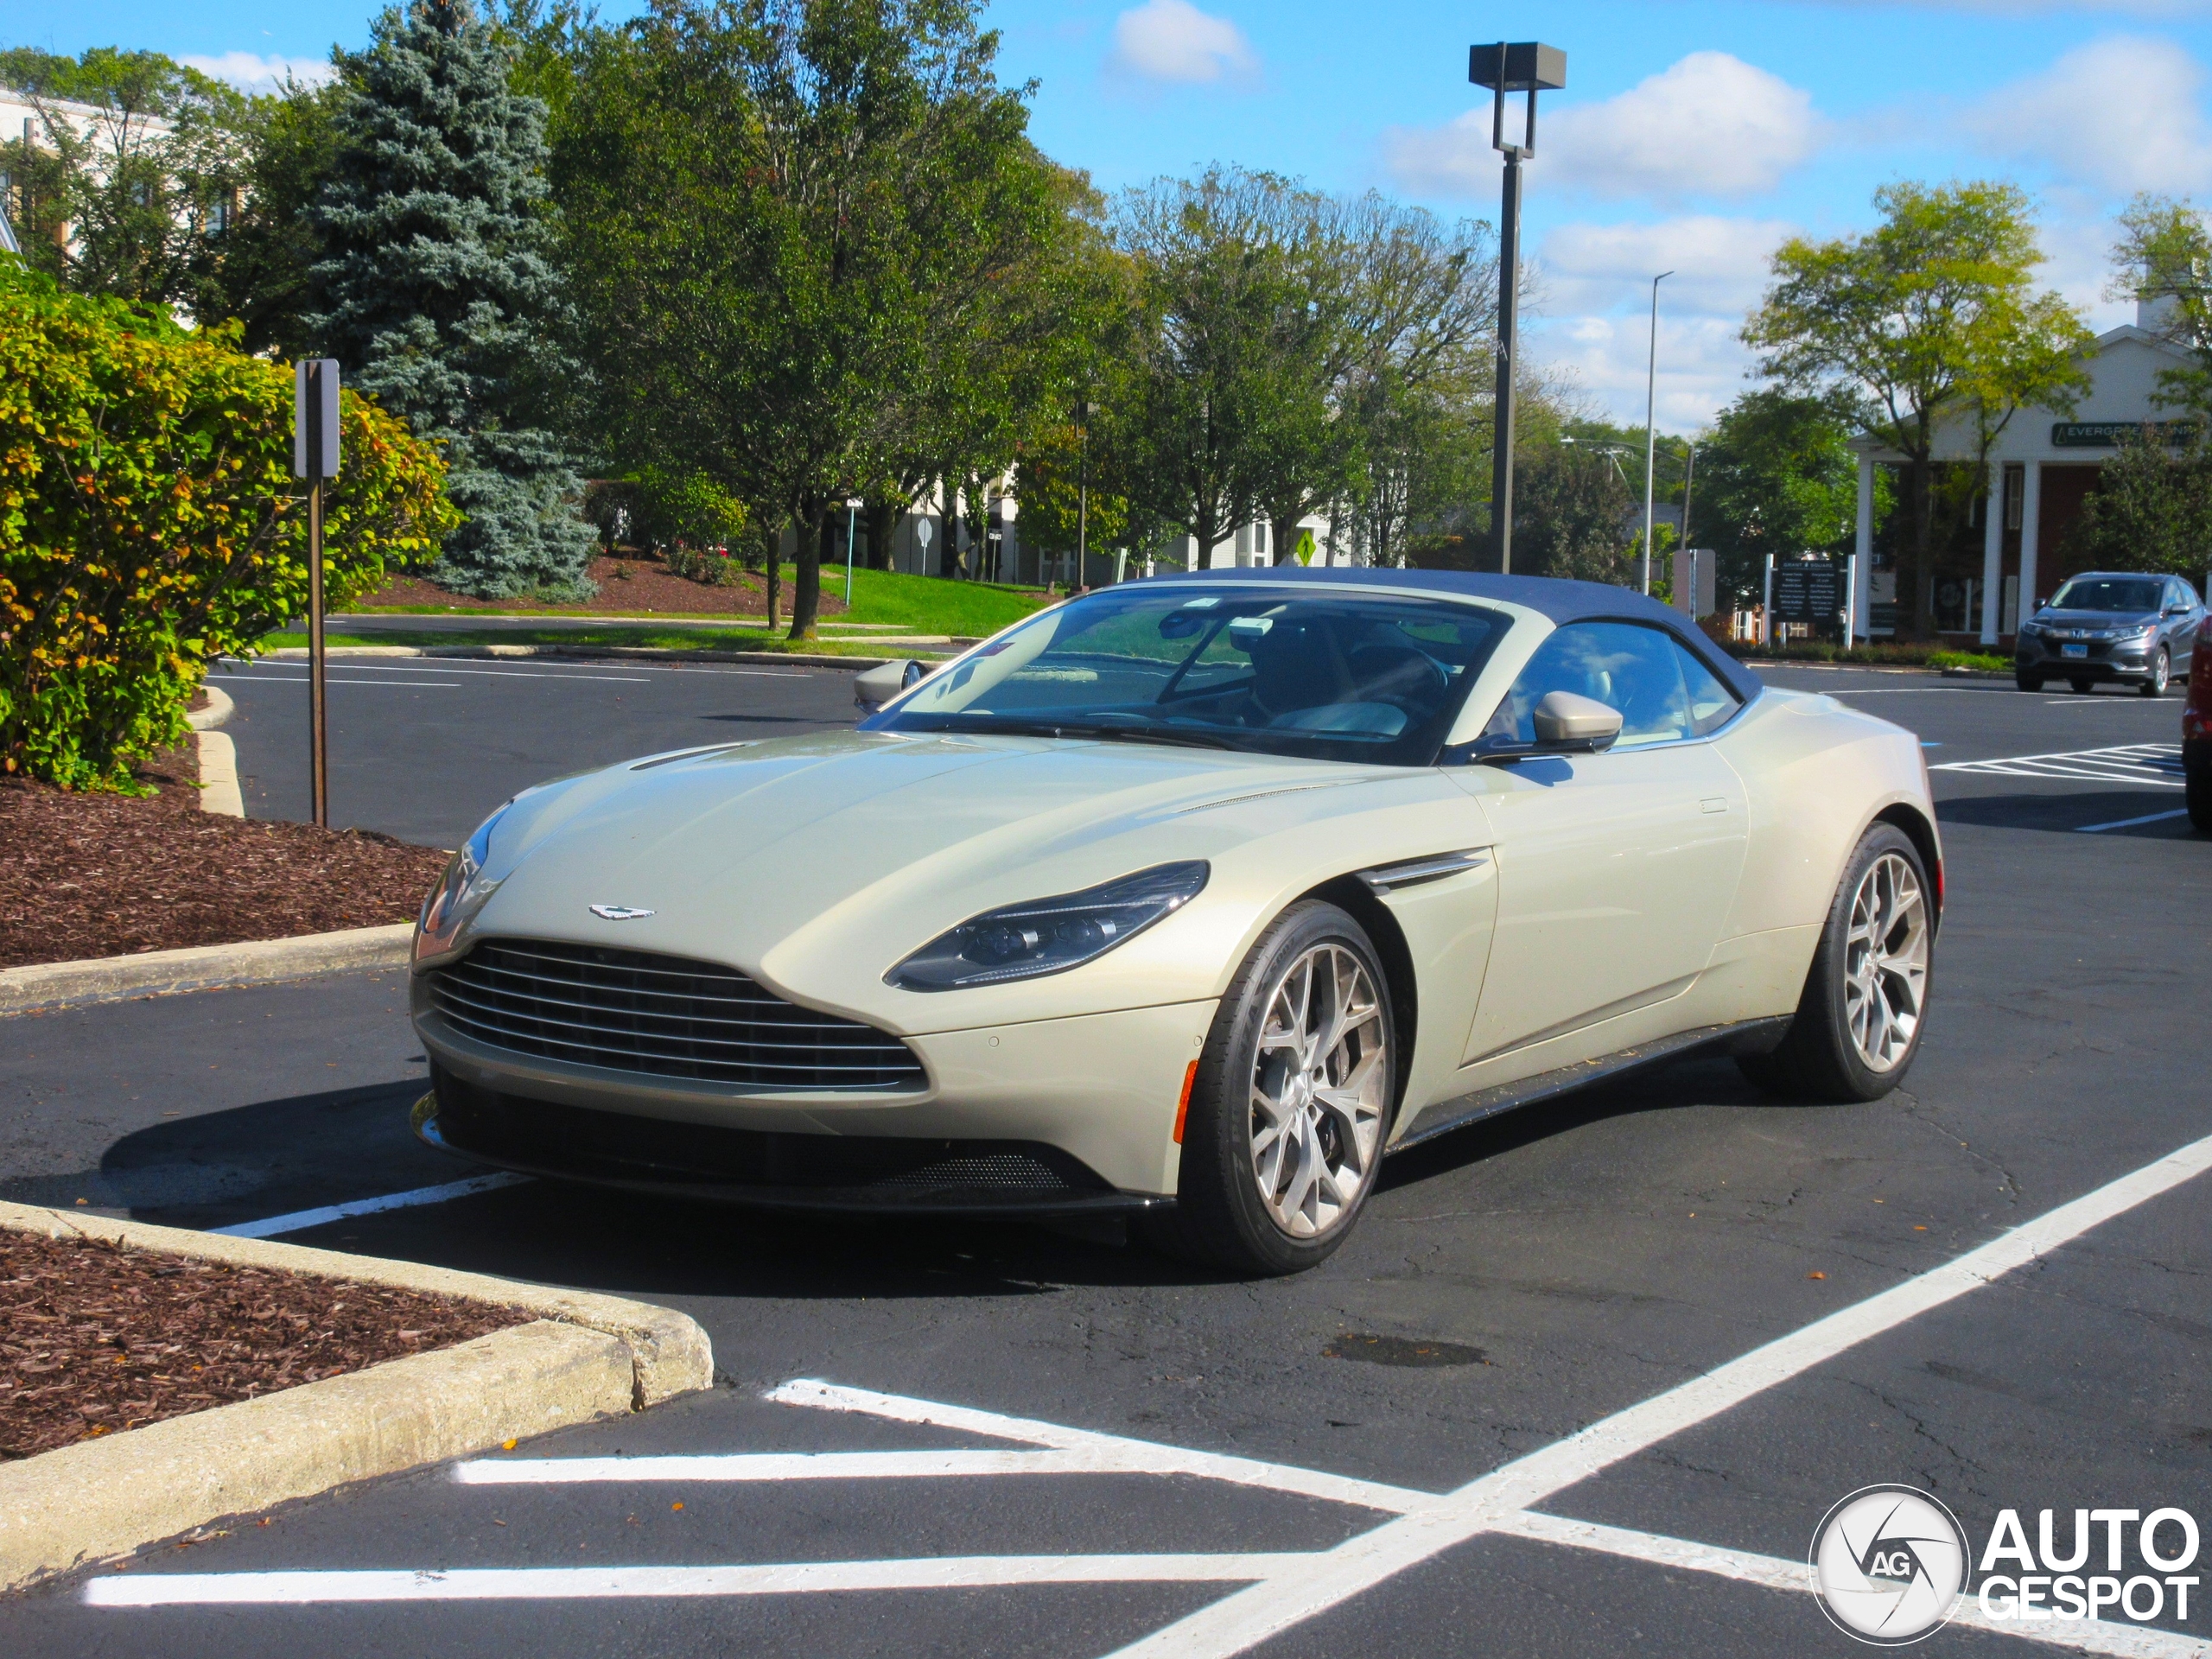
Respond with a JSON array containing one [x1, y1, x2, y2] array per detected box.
[[35, 1081, 445, 1228], [275, 1054, 1802, 1301]]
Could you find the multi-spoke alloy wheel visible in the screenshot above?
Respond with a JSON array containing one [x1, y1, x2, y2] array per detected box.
[[1843, 851, 1929, 1072], [1249, 944, 1389, 1238], [1738, 823, 1936, 1103], [1141, 900, 1397, 1275]]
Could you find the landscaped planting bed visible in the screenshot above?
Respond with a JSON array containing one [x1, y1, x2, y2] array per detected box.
[[0, 1230, 523, 1460], [0, 746, 448, 969]]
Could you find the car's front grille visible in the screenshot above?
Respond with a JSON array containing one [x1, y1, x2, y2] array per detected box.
[[427, 939, 924, 1091]]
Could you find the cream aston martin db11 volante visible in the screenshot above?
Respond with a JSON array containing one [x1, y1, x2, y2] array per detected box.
[[410, 570, 1940, 1274]]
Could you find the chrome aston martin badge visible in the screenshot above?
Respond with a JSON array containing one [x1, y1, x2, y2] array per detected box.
[[588, 905, 655, 921]]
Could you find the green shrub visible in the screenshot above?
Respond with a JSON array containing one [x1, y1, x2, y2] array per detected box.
[[0, 262, 454, 788], [663, 543, 750, 587]]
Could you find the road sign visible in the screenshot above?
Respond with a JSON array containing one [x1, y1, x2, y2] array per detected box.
[[1770, 559, 1843, 625], [292, 360, 339, 827]]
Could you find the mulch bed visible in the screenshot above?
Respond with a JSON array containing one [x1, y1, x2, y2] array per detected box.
[[0, 1230, 524, 1460], [357, 550, 849, 617], [0, 743, 450, 969]]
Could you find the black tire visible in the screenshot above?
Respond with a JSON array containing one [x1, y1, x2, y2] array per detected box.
[[1139, 900, 1397, 1277], [2069, 678, 2095, 695], [1735, 823, 1935, 1104], [2190, 766, 2212, 835], [2014, 670, 2043, 692], [2139, 649, 2171, 696]]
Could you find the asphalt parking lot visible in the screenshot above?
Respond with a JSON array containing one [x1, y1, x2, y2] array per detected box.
[[5, 659, 2207, 1656]]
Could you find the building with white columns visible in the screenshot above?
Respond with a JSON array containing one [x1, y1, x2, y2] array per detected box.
[[1849, 302, 2198, 644]]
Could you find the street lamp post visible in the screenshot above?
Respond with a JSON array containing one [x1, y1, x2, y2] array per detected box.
[[1469, 41, 1566, 576], [1641, 270, 1673, 597]]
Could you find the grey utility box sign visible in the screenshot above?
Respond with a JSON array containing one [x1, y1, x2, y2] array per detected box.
[[294, 359, 340, 480]]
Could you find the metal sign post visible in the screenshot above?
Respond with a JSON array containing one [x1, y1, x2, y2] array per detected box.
[[844, 500, 858, 607], [293, 360, 340, 828]]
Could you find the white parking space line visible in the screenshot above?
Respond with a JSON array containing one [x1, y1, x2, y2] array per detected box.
[[1932, 743, 2186, 787], [82, 1554, 1312, 1607], [211, 1173, 532, 1239], [1502, 1513, 2212, 1659], [221, 655, 815, 680], [768, 1378, 1428, 1512], [1105, 1127, 2212, 1657], [222, 662, 651, 685], [2078, 809, 2195, 833], [211, 675, 462, 689], [88, 1132, 2212, 1653]]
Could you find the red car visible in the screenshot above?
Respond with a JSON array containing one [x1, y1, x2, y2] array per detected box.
[[2188, 639, 2211, 831]]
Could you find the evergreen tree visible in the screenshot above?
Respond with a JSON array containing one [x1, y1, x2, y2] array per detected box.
[[311, 0, 594, 598]]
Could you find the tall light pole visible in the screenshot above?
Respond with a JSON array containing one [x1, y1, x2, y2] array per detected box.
[[1470, 41, 1566, 576], [1641, 270, 1673, 596]]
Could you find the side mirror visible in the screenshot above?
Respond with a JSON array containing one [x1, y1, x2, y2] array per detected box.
[[855, 658, 926, 714], [1532, 690, 1623, 752]]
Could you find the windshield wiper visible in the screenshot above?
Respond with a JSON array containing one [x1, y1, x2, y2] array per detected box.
[[956, 718, 1237, 751]]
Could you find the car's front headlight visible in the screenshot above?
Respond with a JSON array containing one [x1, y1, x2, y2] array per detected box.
[[415, 800, 512, 963], [889, 861, 1210, 991]]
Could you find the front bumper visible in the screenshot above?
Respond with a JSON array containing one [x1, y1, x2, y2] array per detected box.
[[2016, 636, 2160, 678], [412, 978, 1217, 1208]]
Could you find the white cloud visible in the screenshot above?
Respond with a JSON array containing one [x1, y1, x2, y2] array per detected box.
[[1961, 35, 2212, 196], [1107, 0, 1257, 86], [1384, 54, 1823, 205], [1537, 216, 1798, 321], [1816, 0, 2212, 16], [181, 51, 336, 94], [1525, 215, 1801, 430]]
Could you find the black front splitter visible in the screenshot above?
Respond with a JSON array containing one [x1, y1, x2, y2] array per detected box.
[[411, 1099, 1171, 1221]]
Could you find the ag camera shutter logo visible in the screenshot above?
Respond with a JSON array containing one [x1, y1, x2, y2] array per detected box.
[[1808, 1484, 1970, 1644]]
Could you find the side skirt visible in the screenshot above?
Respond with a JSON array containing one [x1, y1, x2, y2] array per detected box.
[[1388, 1016, 1795, 1155]]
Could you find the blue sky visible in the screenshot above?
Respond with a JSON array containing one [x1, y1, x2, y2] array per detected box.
[[14, 0, 2212, 429]]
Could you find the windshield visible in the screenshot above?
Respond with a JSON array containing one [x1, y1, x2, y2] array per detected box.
[[2049, 578, 2163, 613], [862, 582, 1514, 766]]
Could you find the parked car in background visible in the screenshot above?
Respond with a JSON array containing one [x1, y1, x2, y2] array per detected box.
[[2015, 573, 2205, 696], [2187, 634, 2211, 833]]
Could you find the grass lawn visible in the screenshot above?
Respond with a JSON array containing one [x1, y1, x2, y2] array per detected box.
[[352, 565, 1049, 636]]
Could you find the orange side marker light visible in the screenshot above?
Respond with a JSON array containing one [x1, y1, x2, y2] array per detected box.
[[1172, 1060, 1199, 1144]]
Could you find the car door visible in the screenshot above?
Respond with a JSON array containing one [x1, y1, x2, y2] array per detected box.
[[1446, 621, 1750, 1067]]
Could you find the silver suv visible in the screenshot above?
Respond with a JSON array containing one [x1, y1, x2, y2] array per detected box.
[[2015, 572, 2206, 696]]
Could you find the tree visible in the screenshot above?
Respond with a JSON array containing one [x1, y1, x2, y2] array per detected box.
[[558, 0, 1065, 635], [0, 48, 252, 307], [1745, 181, 2090, 636], [1689, 389, 1892, 611], [2111, 194, 2212, 413], [1103, 168, 1319, 565], [2063, 429, 2212, 577], [1505, 442, 1636, 585], [189, 76, 347, 357], [0, 265, 453, 789], [311, 0, 596, 599]]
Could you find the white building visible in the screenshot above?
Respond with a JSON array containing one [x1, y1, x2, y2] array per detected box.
[[1850, 300, 2200, 643]]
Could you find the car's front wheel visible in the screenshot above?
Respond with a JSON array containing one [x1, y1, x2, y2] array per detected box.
[[2014, 669, 2043, 692], [2140, 648, 2171, 696], [1142, 900, 1395, 1276], [1738, 823, 1934, 1103]]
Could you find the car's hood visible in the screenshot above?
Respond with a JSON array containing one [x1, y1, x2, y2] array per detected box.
[[456, 730, 1428, 1002]]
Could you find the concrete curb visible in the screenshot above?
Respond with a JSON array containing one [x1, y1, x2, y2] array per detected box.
[[0, 923, 414, 1018], [187, 683, 234, 730], [194, 728, 244, 817], [0, 1201, 714, 1591]]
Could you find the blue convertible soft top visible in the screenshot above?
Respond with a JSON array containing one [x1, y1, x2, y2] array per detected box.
[[1151, 564, 1765, 706]]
